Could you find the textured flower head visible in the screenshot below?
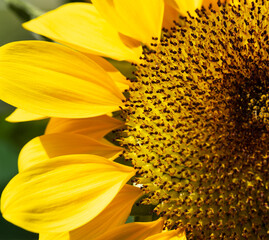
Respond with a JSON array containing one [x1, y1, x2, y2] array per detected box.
[[0, 0, 268, 239]]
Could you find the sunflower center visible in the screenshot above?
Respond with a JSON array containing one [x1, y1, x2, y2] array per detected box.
[[122, 0, 269, 239]]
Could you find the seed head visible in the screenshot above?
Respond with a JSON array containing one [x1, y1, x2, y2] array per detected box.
[[123, 0, 269, 239]]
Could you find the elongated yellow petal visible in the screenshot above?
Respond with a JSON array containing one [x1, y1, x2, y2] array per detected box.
[[87, 54, 131, 91], [95, 218, 164, 240], [45, 115, 123, 139], [6, 108, 47, 122], [0, 41, 124, 118], [40, 185, 142, 240], [1, 154, 136, 233], [166, 0, 203, 15], [18, 133, 122, 171], [23, 3, 142, 62], [92, 0, 164, 45], [145, 229, 186, 240]]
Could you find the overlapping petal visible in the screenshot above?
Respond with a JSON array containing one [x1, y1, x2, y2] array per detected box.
[[145, 228, 186, 240], [6, 108, 47, 122], [39, 185, 142, 240], [0, 41, 124, 118], [92, 0, 164, 45], [87, 54, 131, 91], [162, 3, 180, 29], [45, 115, 123, 139], [23, 3, 142, 62], [95, 218, 164, 240], [18, 133, 123, 171], [1, 154, 136, 233], [166, 0, 203, 15]]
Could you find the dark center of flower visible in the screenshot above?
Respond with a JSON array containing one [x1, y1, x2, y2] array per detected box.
[[122, 0, 269, 239]]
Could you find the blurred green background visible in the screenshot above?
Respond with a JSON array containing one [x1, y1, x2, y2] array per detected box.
[[0, 1, 74, 239]]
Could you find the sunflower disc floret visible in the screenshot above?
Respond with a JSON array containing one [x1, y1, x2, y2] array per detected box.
[[123, 0, 269, 239]]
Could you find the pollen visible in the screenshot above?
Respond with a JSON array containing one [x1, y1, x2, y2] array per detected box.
[[122, 0, 268, 239]]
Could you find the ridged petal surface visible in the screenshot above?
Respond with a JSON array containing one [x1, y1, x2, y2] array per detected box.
[[0, 41, 124, 118], [92, 0, 164, 45], [1, 154, 135, 233], [45, 115, 123, 139], [95, 218, 164, 240], [23, 3, 142, 62], [18, 133, 122, 171], [39, 185, 142, 240]]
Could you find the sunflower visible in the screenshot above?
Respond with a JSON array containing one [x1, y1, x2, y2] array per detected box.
[[0, 0, 268, 239]]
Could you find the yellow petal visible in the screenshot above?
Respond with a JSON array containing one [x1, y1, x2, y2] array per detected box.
[[45, 115, 123, 139], [162, 3, 180, 29], [18, 133, 123, 171], [5, 108, 47, 122], [23, 3, 142, 62], [92, 0, 164, 45], [40, 232, 67, 240], [0, 41, 124, 118], [40, 185, 142, 240], [87, 54, 131, 92], [145, 229, 186, 240], [166, 0, 203, 15], [1, 154, 136, 233], [95, 218, 164, 240]]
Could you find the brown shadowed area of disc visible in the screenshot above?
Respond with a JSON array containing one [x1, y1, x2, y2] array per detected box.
[[122, 0, 268, 239]]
